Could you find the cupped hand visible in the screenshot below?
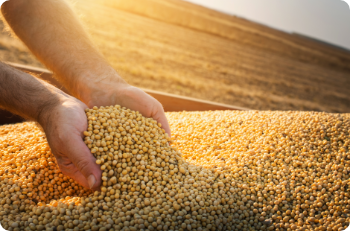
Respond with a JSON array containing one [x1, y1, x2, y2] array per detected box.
[[39, 96, 102, 191], [83, 80, 171, 136]]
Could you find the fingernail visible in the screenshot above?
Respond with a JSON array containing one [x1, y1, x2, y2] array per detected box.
[[87, 175, 96, 189]]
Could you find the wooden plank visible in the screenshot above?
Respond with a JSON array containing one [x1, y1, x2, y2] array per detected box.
[[0, 62, 248, 125], [145, 89, 248, 112]]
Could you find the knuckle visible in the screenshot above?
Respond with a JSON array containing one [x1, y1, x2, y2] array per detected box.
[[74, 158, 92, 175], [57, 161, 77, 177]]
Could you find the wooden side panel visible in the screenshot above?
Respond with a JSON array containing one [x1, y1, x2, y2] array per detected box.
[[0, 63, 247, 125], [145, 89, 248, 112]]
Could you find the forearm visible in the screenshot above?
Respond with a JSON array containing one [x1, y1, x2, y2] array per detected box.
[[1, 0, 122, 102], [1, 0, 171, 135], [0, 62, 66, 125]]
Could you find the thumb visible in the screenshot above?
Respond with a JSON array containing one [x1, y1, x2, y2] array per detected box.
[[152, 103, 171, 137], [64, 133, 102, 191]]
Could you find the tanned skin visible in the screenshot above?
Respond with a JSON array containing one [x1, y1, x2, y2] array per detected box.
[[0, 0, 171, 191]]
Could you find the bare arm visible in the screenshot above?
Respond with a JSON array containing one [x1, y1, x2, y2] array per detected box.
[[0, 62, 101, 190], [1, 0, 112, 99], [1, 0, 171, 135], [0, 62, 61, 124]]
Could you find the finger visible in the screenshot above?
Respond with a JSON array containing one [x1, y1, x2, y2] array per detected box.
[[120, 87, 172, 136], [63, 133, 102, 191], [55, 155, 92, 189], [152, 103, 171, 137]]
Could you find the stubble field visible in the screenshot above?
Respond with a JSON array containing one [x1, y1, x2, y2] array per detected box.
[[0, 0, 350, 112]]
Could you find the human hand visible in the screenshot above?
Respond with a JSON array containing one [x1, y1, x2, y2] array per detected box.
[[39, 96, 102, 191], [80, 75, 171, 136]]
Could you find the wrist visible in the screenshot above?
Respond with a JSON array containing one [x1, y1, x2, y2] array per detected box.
[[36, 91, 71, 130], [76, 68, 129, 108]]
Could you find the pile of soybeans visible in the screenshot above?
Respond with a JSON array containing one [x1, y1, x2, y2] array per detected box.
[[0, 106, 349, 231]]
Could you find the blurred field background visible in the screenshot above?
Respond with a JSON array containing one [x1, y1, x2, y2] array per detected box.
[[1, 0, 350, 112]]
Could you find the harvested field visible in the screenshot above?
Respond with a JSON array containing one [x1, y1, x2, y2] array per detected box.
[[0, 0, 350, 112]]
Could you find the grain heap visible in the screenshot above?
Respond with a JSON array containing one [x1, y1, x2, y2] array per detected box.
[[0, 123, 91, 231], [0, 107, 349, 231], [167, 111, 350, 231]]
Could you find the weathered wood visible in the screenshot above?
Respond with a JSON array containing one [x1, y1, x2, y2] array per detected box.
[[0, 62, 248, 125]]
